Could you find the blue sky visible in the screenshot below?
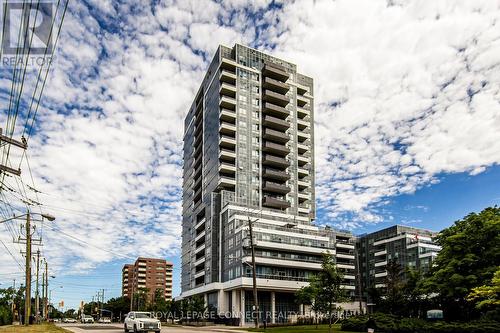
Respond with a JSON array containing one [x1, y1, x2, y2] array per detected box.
[[1, 0, 500, 310]]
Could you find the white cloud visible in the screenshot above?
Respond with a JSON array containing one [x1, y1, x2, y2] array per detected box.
[[262, 0, 500, 227], [1, 0, 499, 293]]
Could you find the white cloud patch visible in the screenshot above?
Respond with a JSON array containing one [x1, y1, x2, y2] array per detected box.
[[262, 0, 500, 229], [1, 0, 499, 286]]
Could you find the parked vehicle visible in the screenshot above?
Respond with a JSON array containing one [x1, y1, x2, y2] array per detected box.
[[124, 312, 160, 333], [63, 318, 77, 323], [98, 317, 112, 323], [81, 314, 94, 324]]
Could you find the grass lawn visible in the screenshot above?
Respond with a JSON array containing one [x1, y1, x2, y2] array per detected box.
[[0, 323, 70, 333], [242, 323, 360, 333]]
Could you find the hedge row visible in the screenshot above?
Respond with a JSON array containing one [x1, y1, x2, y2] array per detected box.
[[341, 313, 500, 333]]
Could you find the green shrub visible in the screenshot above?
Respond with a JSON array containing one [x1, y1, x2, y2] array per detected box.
[[341, 313, 500, 333], [0, 305, 13, 326]]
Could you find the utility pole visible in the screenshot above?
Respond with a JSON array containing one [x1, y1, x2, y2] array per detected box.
[[44, 260, 48, 320], [35, 250, 40, 323], [11, 279, 16, 322], [101, 289, 105, 318], [41, 271, 45, 321], [24, 213, 31, 326], [248, 216, 259, 328]]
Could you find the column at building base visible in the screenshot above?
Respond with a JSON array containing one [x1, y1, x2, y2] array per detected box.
[[271, 291, 276, 324]]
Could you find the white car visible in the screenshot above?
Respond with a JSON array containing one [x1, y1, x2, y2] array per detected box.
[[99, 317, 112, 323], [124, 312, 161, 333], [63, 318, 77, 323], [81, 315, 94, 323]]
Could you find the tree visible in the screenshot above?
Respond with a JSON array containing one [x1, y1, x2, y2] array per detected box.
[[383, 259, 405, 315], [401, 268, 427, 318], [295, 285, 314, 316], [424, 206, 500, 320], [296, 253, 348, 333], [0, 288, 14, 326], [148, 289, 169, 314], [63, 309, 76, 318], [104, 297, 130, 321], [467, 267, 500, 311], [134, 288, 149, 311]]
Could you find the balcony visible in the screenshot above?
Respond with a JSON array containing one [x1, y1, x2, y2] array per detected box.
[[219, 162, 236, 174], [263, 196, 291, 209], [195, 218, 205, 232], [262, 63, 289, 82], [218, 176, 236, 189], [297, 179, 309, 189], [263, 102, 289, 119], [219, 148, 236, 161], [263, 89, 289, 107], [263, 128, 289, 143], [195, 230, 206, 242], [194, 256, 205, 267], [298, 168, 310, 177], [219, 96, 236, 110], [220, 108, 236, 123], [297, 118, 309, 130], [219, 135, 236, 148], [193, 165, 202, 179], [297, 143, 309, 154], [263, 115, 289, 131], [263, 141, 289, 157], [263, 154, 289, 169], [219, 122, 236, 135], [193, 187, 202, 201], [263, 181, 290, 194], [298, 206, 310, 214], [297, 106, 310, 118], [195, 243, 205, 254], [297, 94, 309, 107], [219, 82, 236, 98], [221, 57, 237, 70], [296, 83, 308, 95], [297, 155, 309, 166], [298, 192, 311, 200], [263, 168, 290, 181], [297, 131, 311, 141], [219, 70, 236, 84], [263, 77, 289, 94]]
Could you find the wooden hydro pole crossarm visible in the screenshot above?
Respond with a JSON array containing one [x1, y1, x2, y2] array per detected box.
[[0, 128, 26, 176]]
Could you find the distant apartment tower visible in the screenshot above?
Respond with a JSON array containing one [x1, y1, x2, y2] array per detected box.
[[358, 225, 440, 300], [181, 44, 360, 325], [122, 258, 173, 302]]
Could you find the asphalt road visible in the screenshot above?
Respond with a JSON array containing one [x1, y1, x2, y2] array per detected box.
[[57, 323, 246, 333]]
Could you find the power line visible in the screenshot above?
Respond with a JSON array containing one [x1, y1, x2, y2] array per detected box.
[[45, 224, 134, 260], [0, 239, 24, 270]]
